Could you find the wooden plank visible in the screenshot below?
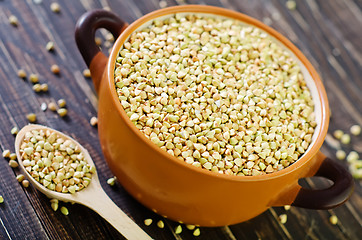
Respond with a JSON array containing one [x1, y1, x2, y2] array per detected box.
[[0, 218, 11, 240], [0, 0, 361, 239], [230, 210, 290, 240], [0, 80, 49, 240]]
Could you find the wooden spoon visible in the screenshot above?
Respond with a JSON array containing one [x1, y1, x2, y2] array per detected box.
[[15, 124, 152, 240]]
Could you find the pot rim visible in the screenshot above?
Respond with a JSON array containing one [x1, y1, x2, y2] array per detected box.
[[106, 5, 329, 182]]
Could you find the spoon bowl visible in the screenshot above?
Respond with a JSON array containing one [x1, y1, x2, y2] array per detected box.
[[15, 124, 152, 240]]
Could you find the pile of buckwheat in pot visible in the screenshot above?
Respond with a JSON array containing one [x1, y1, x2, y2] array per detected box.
[[114, 13, 316, 176]]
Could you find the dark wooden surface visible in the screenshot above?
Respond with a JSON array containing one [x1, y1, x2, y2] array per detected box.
[[0, 0, 361, 239]]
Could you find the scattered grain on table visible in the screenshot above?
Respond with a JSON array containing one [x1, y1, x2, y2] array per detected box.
[[51, 202, 59, 211], [346, 151, 359, 163], [41, 102, 47, 111], [2, 149, 11, 158], [16, 174, 25, 182], [83, 69, 91, 78], [286, 0, 297, 10], [50, 199, 59, 211], [193, 228, 201, 236], [263, 17, 272, 25], [9, 153, 17, 160], [9, 160, 19, 168], [95, 37, 102, 46], [349, 161, 362, 179], [9, 15, 18, 26], [336, 150, 346, 160], [159, 0, 167, 8], [48, 102, 57, 111], [57, 99, 66, 108], [175, 225, 182, 234], [279, 214, 287, 224], [144, 219, 153, 226], [50, 2, 61, 13], [60, 206, 69, 215], [333, 130, 343, 140], [105, 33, 114, 42], [46, 41, 55, 51], [51, 64, 60, 74], [33, 84, 42, 92], [106, 177, 116, 186], [185, 224, 195, 230], [350, 125, 361, 136], [17, 69, 27, 79], [26, 113, 37, 123], [29, 74, 39, 83], [157, 220, 164, 228], [340, 134, 351, 144], [41, 83, 49, 92], [11, 127, 19, 135], [57, 108, 67, 117], [90, 116, 98, 126], [329, 215, 338, 225], [103, 41, 112, 48], [284, 205, 291, 211], [22, 180, 30, 188]]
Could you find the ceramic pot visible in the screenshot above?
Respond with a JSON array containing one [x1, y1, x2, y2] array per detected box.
[[75, 5, 354, 226]]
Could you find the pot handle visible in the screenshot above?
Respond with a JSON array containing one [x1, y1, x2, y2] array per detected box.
[[292, 155, 354, 209], [75, 10, 128, 93]]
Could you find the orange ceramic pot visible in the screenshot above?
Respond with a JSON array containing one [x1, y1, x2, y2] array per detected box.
[[75, 5, 354, 226]]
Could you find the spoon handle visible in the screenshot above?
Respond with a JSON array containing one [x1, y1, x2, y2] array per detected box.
[[84, 188, 153, 240]]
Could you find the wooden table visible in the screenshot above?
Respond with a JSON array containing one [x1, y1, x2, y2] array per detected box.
[[0, 0, 361, 239]]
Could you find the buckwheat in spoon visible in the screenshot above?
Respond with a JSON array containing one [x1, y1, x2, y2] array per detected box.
[[15, 124, 152, 240]]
